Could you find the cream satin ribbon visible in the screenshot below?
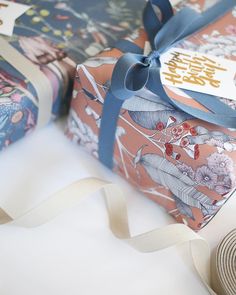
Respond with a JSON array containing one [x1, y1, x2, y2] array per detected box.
[[0, 177, 235, 294], [212, 229, 236, 295], [0, 37, 53, 128]]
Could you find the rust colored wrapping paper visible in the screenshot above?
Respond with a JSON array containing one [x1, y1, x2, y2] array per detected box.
[[66, 0, 236, 231]]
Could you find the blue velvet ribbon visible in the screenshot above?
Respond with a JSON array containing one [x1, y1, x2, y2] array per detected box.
[[99, 0, 236, 169]]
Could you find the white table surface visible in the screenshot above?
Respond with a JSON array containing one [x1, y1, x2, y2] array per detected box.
[[0, 119, 235, 295]]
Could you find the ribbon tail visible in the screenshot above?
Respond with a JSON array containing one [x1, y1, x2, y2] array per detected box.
[[115, 39, 143, 55], [153, 0, 236, 54], [147, 68, 236, 128], [98, 91, 124, 169], [187, 0, 236, 38], [183, 89, 236, 117]]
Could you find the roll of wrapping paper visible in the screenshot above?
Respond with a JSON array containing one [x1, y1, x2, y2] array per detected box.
[[0, 177, 235, 295]]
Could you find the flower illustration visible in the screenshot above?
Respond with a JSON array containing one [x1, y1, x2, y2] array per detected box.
[[11, 93, 22, 103], [205, 138, 224, 149], [67, 110, 98, 157], [195, 166, 218, 189], [171, 125, 184, 139], [214, 175, 234, 195], [226, 25, 236, 35], [177, 163, 195, 179], [207, 152, 234, 175]]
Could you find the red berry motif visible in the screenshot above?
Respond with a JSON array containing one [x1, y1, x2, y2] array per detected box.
[[194, 144, 200, 160], [170, 116, 177, 122], [165, 143, 173, 156], [190, 127, 198, 136], [177, 126, 184, 135], [156, 121, 165, 131], [175, 153, 181, 160], [171, 127, 178, 135], [182, 122, 190, 130]]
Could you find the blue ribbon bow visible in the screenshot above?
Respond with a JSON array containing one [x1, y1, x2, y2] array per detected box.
[[99, 0, 236, 169]]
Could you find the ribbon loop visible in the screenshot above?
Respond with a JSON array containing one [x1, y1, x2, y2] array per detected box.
[[143, 0, 173, 46], [110, 53, 150, 100]]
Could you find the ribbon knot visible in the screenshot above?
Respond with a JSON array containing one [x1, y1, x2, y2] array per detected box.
[[145, 50, 161, 67]]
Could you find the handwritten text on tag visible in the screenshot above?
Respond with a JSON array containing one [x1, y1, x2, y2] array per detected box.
[[160, 48, 236, 101]]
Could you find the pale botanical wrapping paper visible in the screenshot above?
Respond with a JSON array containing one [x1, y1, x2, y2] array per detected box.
[[66, 0, 236, 231]]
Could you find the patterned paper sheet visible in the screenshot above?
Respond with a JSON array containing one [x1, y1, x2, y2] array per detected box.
[[67, 0, 236, 230], [0, 0, 144, 150]]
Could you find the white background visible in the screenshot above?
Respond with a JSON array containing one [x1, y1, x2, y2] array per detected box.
[[0, 119, 235, 295]]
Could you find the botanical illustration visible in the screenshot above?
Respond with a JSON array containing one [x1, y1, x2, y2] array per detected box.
[[0, 0, 143, 150], [67, 0, 236, 230]]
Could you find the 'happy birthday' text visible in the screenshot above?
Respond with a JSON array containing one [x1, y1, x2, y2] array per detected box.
[[162, 51, 227, 88]]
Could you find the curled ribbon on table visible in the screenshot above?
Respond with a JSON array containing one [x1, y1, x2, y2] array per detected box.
[[213, 229, 236, 295], [98, 0, 236, 169], [0, 177, 235, 294]]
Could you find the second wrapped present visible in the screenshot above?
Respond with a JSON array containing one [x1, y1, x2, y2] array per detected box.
[[0, 0, 144, 150]]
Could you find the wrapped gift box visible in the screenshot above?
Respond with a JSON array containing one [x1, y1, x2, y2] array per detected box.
[[0, 0, 144, 150], [66, 0, 236, 231]]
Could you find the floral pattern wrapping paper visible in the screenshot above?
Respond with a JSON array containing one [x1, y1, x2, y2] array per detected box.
[[66, 0, 236, 231], [0, 0, 144, 150]]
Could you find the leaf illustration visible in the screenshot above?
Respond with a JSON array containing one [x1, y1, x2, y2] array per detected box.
[[201, 203, 219, 216], [186, 126, 236, 145], [138, 153, 219, 216], [79, 65, 105, 103], [122, 89, 172, 112], [122, 89, 191, 130], [82, 88, 97, 100], [172, 195, 195, 220], [133, 145, 147, 167], [0, 114, 8, 130]]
